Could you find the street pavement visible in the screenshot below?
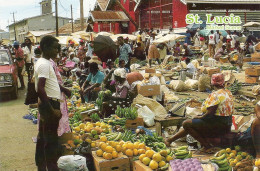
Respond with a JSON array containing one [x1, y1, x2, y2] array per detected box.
[[0, 85, 37, 170]]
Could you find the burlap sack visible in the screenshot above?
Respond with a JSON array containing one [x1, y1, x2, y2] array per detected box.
[[198, 74, 211, 92], [170, 80, 189, 92]]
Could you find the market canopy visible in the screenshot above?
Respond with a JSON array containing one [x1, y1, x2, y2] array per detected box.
[[96, 32, 114, 37], [110, 34, 137, 42], [153, 34, 186, 44], [186, 21, 206, 30], [243, 22, 260, 27], [56, 36, 81, 46], [199, 29, 228, 37]]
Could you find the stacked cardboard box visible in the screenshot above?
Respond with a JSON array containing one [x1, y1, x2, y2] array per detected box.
[[245, 66, 260, 83]]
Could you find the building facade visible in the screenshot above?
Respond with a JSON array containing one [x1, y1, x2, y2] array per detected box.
[[8, 13, 71, 43]]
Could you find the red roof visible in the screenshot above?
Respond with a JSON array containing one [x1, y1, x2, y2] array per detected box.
[[90, 11, 129, 22]]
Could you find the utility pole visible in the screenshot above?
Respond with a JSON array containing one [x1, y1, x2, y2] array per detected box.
[[10, 12, 17, 41], [80, 0, 84, 31], [71, 4, 74, 33], [55, 0, 59, 37]]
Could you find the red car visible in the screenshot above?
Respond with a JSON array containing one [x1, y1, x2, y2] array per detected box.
[[0, 49, 18, 99]]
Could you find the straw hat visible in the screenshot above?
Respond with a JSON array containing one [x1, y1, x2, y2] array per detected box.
[[89, 56, 102, 64]]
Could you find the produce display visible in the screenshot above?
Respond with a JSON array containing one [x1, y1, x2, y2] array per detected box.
[[220, 66, 237, 71], [115, 106, 138, 120], [210, 146, 253, 171], [103, 115, 126, 126], [227, 80, 242, 95], [170, 158, 203, 171], [90, 113, 100, 122], [172, 146, 192, 160], [96, 90, 112, 110]]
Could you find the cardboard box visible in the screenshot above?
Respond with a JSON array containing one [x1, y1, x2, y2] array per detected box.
[[137, 84, 160, 97], [133, 160, 152, 171], [245, 75, 260, 84], [245, 67, 260, 76], [145, 68, 156, 73], [92, 151, 130, 171], [251, 52, 260, 58], [251, 57, 260, 62], [206, 67, 220, 76], [243, 57, 251, 62], [125, 117, 144, 129]]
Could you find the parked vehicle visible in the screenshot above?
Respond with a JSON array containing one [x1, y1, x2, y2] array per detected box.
[[0, 49, 18, 99]]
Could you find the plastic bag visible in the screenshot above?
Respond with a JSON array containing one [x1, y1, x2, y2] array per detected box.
[[185, 79, 199, 90], [137, 106, 155, 127], [149, 76, 160, 85], [170, 80, 188, 92], [57, 155, 88, 171]]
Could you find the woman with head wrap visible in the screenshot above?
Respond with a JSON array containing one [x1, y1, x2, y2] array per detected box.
[[102, 68, 131, 117], [165, 73, 234, 152]]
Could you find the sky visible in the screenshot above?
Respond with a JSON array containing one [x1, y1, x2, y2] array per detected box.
[[0, 0, 96, 31]]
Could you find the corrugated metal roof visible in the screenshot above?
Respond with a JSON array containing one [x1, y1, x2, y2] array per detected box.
[[90, 11, 129, 22], [96, 0, 111, 11], [183, 0, 260, 4]]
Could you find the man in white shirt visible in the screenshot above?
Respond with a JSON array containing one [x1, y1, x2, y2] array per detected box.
[[208, 30, 216, 58], [35, 35, 67, 171], [23, 38, 34, 79]]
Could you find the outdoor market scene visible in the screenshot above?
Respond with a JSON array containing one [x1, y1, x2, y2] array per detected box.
[[1, 0, 260, 171]]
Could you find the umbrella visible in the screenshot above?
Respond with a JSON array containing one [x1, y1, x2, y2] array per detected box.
[[93, 35, 117, 62], [243, 22, 260, 27], [199, 29, 227, 37], [96, 31, 114, 37], [153, 34, 186, 44], [186, 21, 206, 30], [56, 36, 80, 46], [110, 34, 137, 42]]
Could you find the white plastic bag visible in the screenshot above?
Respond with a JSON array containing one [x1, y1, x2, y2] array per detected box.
[[137, 106, 155, 127], [170, 80, 188, 92], [57, 155, 88, 171]]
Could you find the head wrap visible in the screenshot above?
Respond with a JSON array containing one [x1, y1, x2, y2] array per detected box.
[[69, 52, 75, 57], [114, 68, 126, 78], [211, 73, 225, 87]]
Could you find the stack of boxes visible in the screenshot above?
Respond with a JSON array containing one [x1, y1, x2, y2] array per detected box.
[[245, 66, 260, 83]]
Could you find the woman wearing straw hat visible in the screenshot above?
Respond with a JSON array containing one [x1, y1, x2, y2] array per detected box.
[[147, 31, 160, 67]]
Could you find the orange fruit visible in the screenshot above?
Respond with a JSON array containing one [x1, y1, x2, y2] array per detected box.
[[138, 149, 146, 154], [159, 161, 166, 168], [152, 153, 162, 162], [139, 154, 146, 161], [91, 142, 96, 148], [127, 143, 134, 149], [138, 143, 146, 149], [100, 136, 107, 142], [133, 149, 139, 156], [145, 147, 151, 151], [125, 149, 134, 157], [67, 140, 74, 145], [134, 142, 140, 149], [115, 145, 122, 152], [104, 152, 113, 160], [96, 149, 103, 157], [119, 141, 124, 146], [145, 150, 155, 158], [101, 143, 107, 151], [105, 146, 113, 153], [112, 151, 118, 159], [149, 160, 158, 170], [142, 157, 151, 166]]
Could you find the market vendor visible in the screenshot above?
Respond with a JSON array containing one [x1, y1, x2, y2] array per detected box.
[[214, 45, 226, 60], [183, 43, 194, 57], [102, 68, 131, 116], [165, 73, 234, 152], [81, 62, 105, 102]]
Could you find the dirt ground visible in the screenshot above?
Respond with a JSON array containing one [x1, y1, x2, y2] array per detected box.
[[0, 83, 37, 170]]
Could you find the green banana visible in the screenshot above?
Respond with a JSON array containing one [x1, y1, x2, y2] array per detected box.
[[114, 132, 122, 141], [218, 165, 230, 171], [166, 149, 171, 155], [175, 150, 189, 156], [183, 151, 192, 159], [175, 152, 189, 159], [215, 158, 228, 165], [218, 162, 229, 168], [213, 153, 226, 161], [177, 146, 188, 151], [159, 163, 169, 170]]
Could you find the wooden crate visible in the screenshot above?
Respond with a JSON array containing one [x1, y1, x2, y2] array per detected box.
[[92, 151, 130, 171], [133, 160, 152, 171], [251, 52, 260, 58], [145, 68, 156, 73], [137, 84, 160, 97], [251, 57, 260, 62], [243, 57, 251, 62], [245, 75, 260, 84], [219, 57, 229, 63], [245, 67, 260, 76], [206, 67, 220, 76], [125, 117, 144, 129]]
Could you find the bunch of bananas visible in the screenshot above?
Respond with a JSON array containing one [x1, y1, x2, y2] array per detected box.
[[173, 146, 192, 159]]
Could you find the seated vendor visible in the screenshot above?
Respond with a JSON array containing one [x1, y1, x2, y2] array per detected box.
[[250, 102, 260, 158], [165, 73, 234, 152], [214, 45, 226, 60], [81, 62, 105, 102], [185, 58, 196, 78], [183, 43, 194, 57]]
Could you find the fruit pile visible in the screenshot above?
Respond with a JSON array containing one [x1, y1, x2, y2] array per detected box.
[[103, 115, 126, 126], [170, 158, 203, 171], [69, 122, 111, 147], [138, 148, 173, 170], [172, 146, 192, 160], [106, 130, 137, 142], [115, 106, 138, 120], [210, 146, 253, 171]]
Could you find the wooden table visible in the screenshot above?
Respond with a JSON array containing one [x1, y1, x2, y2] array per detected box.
[[154, 116, 186, 136]]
